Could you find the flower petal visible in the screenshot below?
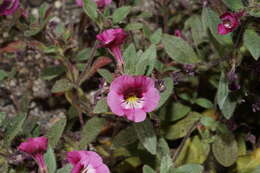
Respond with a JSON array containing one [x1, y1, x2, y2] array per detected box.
[[217, 24, 229, 35], [142, 88, 160, 112], [96, 164, 110, 173], [124, 109, 146, 122], [107, 91, 124, 116]]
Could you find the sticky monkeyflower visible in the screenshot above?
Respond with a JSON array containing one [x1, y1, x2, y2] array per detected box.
[[18, 136, 48, 173], [107, 75, 160, 122], [96, 28, 127, 65], [217, 11, 244, 35], [0, 0, 19, 16], [67, 150, 110, 173], [76, 0, 112, 8]]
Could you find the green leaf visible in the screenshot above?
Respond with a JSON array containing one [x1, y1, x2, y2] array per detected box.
[[222, 0, 244, 11], [243, 29, 260, 60], [97, 69, 113, 83], [46, 117, 67, 148], [135, 44, 157, 75], [175, 135, 210, 166], [93, 97, 109, 114], [44, 147, 57, 173], [165, 112, 201, 140], [200, 116, 218, 130], [83, 0, 98, 21], [150, 28, 162, 44], [202, 7, 232, 45], [0, 70, 8, 81], [173, 164, 204, 173], [112, 125, 138, 148], [166, 102, 191, 122], [134, 119, 157, 155], [160, 154, 173, 173], [216, 72, 229, 109], [79, 117, 107, 149], [157, 77, 174, 109], [212, 133, 238, 167], [75, 48, 92, 61], [125, 22, 143, 31], [51, 79, 74, 93], [40, 66, 65, 80], [143, 165, 156, 173], [221, 94, 237, 119], [56, 164, 72, 173], [185, 15, 207, 46], [4, 113, 27, 146], [157, 138, 170, 161], [194, 98, 214, 109], [112, 6, 131, 23], [162, 34, 200, 64], [123, 44, 138, 74]]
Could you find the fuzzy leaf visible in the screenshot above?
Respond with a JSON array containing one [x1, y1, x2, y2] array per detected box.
[[143, 165, 156, 173], [93, 97, 109, 114], [41, 66, 65, 80], [46, 117, 67, 148], [134, 119, 157, 155], [83, 0, 98, 21], [4, 113, 27, 146], [243, 29, 260, 60], [79, 117, 107, 149], [165, 112, 201, 140], [112, 125, 138, 148], [223, 0, 244, 11], [56, 165, 72, 173], [97, 69, 113, 83], [51, 79, 74, 93], [150, 28, 162, 44], [162, 34, 200, 64], [112, 6, 131, 23], [212, 133, 238, 167], [44, 147, 57, 173]]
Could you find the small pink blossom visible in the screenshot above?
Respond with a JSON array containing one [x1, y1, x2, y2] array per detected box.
[[107, 75, 160, 122], [174, 29, 182, 37], [67, 150, 110, 173], [96, 28, 127, 65], [18, 136, 48, 172], [0, 0, 20, 16], [217, 11, 244, 35], [76, 0, 112, 8]]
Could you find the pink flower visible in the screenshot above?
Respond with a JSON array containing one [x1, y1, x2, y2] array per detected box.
[[0, 0, 20, 16], [18, 136, 48, 172], [67, 150, 110, 173], [96, 28, 127, 65], [174, 29, 182, 37], [76, 0, 112, 8], [107, 75, 160, 122], [217, 11, 244, 35]]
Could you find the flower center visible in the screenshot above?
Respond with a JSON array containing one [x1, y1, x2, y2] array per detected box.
[[223, 19, 232, 28], [122, 94, 144, 109], [126, 95, 139, 103]]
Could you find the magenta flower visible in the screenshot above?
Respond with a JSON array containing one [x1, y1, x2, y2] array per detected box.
[[18, 136, 48, 172], [107, 75, 160, 122], [174, 29, 182, 37], [0, 0, 20, 16], [67, 150, 110, 173], [76, 0, 112, 8], [96, 28, 127, 65], [217, 11, 244, 35]]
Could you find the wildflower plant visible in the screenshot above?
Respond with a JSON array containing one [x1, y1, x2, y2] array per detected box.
[[0, 0, 260, 173]]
